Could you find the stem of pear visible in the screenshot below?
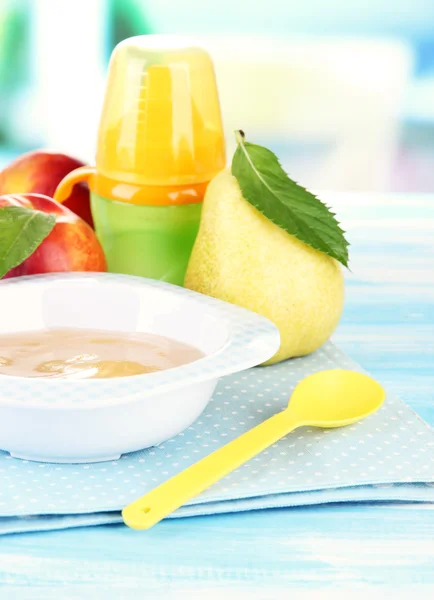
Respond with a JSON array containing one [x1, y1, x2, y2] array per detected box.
[[234, 130, 245, 145]]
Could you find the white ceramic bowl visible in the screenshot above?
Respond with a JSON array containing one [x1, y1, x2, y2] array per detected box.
[[0, 273, 279, 463]]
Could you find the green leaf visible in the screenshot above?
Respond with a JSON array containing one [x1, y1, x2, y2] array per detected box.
[[231, 131, 349, 267], [0, 206, 56, 278]]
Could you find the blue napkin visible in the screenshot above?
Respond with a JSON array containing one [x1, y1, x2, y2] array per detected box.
[[1, 342, 433, 535]]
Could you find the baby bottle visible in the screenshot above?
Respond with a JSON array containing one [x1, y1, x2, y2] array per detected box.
[[54, 35, 226, 286]]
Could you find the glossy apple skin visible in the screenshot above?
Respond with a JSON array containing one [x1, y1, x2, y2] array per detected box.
[[0, 193, 106, 278], [0, 150, 93, 227]]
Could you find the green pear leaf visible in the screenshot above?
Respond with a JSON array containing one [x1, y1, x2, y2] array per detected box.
[[231, 131, 349, 267], [0, 206, 56, 278]]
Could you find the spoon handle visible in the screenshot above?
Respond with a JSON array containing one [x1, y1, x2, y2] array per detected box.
[[123, 409, 300, 529]]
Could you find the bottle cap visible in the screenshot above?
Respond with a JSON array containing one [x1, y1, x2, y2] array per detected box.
[[94, 35, 226, 203]]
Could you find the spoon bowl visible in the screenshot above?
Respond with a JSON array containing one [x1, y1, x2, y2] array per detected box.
[[288, 369, 386, 427]]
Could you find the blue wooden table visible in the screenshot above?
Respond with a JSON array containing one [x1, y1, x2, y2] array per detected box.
[[0, 193, 433, 598]]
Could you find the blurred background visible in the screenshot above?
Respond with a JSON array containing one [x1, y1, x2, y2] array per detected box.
[[1, 0, 434, 192]]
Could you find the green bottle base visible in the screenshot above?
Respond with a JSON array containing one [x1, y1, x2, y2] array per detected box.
[[91, 193, 202, 287]]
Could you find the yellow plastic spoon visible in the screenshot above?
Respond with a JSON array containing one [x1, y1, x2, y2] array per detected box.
[[123, 369, 385, 530]]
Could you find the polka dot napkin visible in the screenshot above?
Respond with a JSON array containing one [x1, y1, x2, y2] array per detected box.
[[1, 342, 434, 535]]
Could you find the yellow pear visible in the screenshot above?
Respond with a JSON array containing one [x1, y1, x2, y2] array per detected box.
[[184, 169, 344, 364]]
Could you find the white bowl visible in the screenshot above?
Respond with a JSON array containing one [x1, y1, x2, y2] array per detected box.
[[0, 273, 279, 463]]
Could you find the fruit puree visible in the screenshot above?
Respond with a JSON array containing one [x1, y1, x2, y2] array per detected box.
[[0, 329, 203, 379]]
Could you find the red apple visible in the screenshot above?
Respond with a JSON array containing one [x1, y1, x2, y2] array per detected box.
[[0, 150, 93, 227], [0, 193, 106, 278]]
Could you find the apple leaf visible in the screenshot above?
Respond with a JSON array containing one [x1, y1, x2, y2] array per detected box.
[[231, 130, 349, 267], [0, 206, 56, 278]]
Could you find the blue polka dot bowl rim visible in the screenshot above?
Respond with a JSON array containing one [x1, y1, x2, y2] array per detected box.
[[0, 273, 280, 463]]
